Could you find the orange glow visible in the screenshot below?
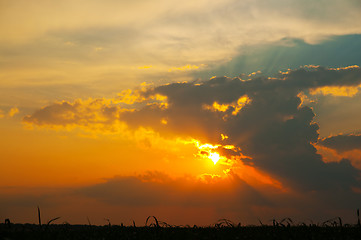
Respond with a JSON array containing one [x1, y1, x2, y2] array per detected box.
[[297, 92, 315, 107], [168, 64, 206, 72], [8, 107, 19, 117], [1, 121, 216, 186], [3, 0, 361, 227], [137, 65, 153, 69], [117, 89, 146, 104], [329, 65, 360, 71], [316, 144, 361, 170], [202, 95, 251, 117], [186, 138, 239, 166], [196, 142, 224, 165], [117, 88, 169, 108], [221, 134, 228, 140], [309, 84, 361, 97]]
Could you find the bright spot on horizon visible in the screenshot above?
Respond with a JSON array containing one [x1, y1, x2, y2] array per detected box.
[[209, 152, 220, 165]]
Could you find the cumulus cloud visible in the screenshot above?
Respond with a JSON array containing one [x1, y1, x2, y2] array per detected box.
[[22, 91, 167, 129], [24, 65, 361, 192], [23, 99, 122, 127]]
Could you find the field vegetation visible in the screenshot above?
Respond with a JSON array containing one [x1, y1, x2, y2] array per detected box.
[[2, 209, 361, 239]]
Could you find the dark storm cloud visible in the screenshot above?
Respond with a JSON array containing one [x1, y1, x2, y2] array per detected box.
[[71, 170, 361, 224], [76, 172, 267, 209], [320, 134, 361, 153], [24, 66, 361, 191], [4, 172, 361, 225], [130, 66, 361, 190]]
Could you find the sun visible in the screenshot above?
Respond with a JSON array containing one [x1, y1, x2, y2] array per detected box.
[[208, 152, 220, 165]]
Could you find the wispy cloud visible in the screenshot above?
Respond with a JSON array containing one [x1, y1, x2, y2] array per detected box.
[[2, 1, 361, 110]]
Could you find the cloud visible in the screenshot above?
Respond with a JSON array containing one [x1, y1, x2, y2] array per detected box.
[[22, 90, 168, 131], [0, 172, 271, 225], [320, 134, 361, 153], [23, 99, 122, 128], [3, 0, 360, 44], [0, 107, 20, 118], [3, 171, 361, 225], [194, 35, 361, 80], [24, 65, 361, 192], [76, 171, 361, 218], [3, 1, 361, 225], [2, 1, 361, 111], [168, 64, 206, 72], [8, 107, 19, 117], [77, 171, 266, 209]]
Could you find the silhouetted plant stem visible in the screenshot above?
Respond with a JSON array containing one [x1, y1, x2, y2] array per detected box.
[[37, 206, 42, 228]]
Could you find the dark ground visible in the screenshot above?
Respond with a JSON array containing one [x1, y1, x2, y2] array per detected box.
[[1, 223, 361, 240]]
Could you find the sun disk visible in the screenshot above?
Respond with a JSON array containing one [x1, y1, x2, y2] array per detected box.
[[209, 152, 220, 165]]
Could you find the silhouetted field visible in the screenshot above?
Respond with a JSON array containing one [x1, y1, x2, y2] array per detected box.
[[2, 211, 361, 239], [2, 222, 361, 240]]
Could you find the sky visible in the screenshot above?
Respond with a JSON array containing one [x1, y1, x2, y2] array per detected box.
[[1, 0, 361, 226]]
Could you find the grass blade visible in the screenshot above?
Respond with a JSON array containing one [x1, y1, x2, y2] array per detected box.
[[145, 216, 159, 227], [37, 206, 42, 227], [47, 217, 61, 225]]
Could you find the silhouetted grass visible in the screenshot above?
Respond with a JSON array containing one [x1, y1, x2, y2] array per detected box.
[[2, 222, 361, 240], [2, 212, 361, 240]]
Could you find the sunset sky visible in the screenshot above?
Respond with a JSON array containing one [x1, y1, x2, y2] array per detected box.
[[1, 0, 361, 226]]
